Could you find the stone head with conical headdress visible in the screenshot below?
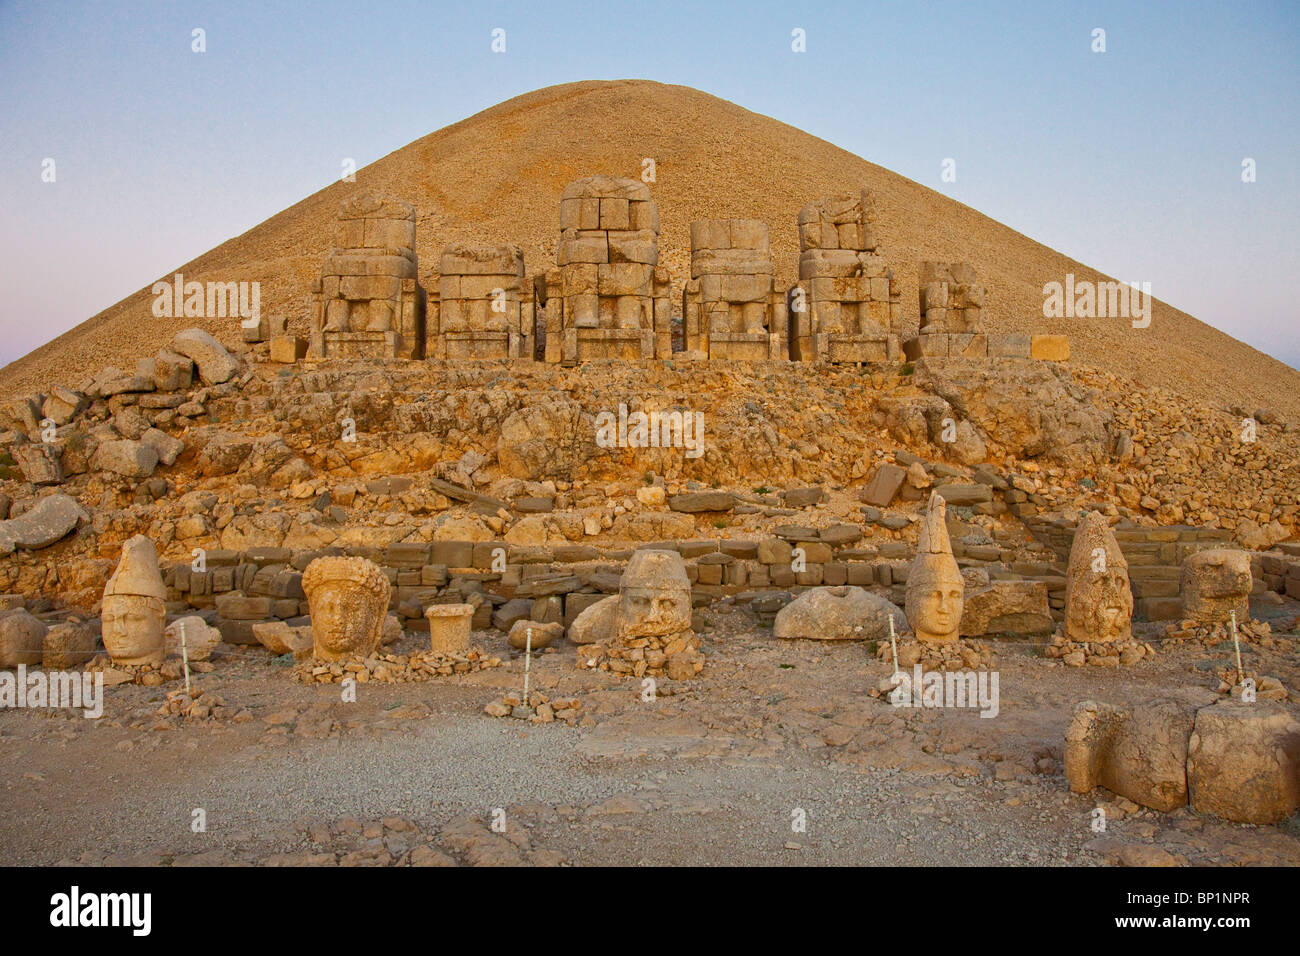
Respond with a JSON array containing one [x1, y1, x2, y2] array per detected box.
[[905, 492, 965, 643], [101, 534, 167, 665]]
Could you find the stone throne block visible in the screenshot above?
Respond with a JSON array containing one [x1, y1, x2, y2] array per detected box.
[[788, 189, 901, 364], [903, 261, 989, 361], [682, 219, 787, 361], [428, 242, 534, 360], [536, 175, 671, 364], [309, 191, 426, 360]]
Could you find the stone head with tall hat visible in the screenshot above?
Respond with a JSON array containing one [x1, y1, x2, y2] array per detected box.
[[905, 492, 965, 643], [101, 534, 168, 665]]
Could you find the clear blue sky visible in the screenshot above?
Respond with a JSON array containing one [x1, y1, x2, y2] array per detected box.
[[2, 0, 1297, 369]]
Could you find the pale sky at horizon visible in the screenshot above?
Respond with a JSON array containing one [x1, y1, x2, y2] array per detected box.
[[1, 0, 1297, 371]]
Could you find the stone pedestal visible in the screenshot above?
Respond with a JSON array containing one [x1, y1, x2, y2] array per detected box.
[[425, 603, 474, 654]]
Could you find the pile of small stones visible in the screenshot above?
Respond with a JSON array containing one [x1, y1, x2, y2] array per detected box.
[[1163, 617, 1276, 648], [156, 686, 229, 720], [1213, 669, 1288, 700], [874, 638, 993, 672], [84, 655, 212, 686], [576, 631, 704, 680], [292, 647, 502, 684], [483, 692, 584, 725], [1043, 634, 1155, 667]]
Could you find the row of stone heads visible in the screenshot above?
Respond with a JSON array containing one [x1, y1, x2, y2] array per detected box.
[[300, 179, 1003, 364]]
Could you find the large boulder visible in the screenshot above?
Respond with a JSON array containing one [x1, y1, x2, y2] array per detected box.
[[165, 616, 223, 661], [172, 329, 239, 385], [773, 586, 906, 642], [140, 428, 185, 467], [1065, 699, 1195, 812], [0, 494, 88, 555], [250, 620, 312, 657], [496, 398, 594, 481], [568, 595, 617, 644], [12, 443, 63, 485], [197, 431, 254, 477], [0, 609, 49, 666], [507, 619, 564, 650], [91, 439, 159, 478], [960, 581, 1052, 636], [1187, 700, 1300, 824], [42, 622, 97, 668]]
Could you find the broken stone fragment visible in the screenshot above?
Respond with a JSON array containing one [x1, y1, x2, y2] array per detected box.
[[0, 493, 88, 555], [773, 586, 905, 641], [172, 328, 239, 385]]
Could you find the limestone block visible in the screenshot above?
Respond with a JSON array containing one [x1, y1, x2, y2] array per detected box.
[[269, 335, 307, 364], [172, 328, 238, 385], [1030, 335, 1070, 361], [1064, 699, 1193, 811], [598, 198, 630, 230], [0, 609, 47, 666], [1187, 700, 1300, 824]]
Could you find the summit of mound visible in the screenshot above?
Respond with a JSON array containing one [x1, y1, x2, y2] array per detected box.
[[3, 79, 1296, 420]]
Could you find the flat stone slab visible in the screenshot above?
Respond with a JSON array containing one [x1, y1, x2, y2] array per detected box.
[[0, 494, 88, 555], [668, 492, 737, 513]]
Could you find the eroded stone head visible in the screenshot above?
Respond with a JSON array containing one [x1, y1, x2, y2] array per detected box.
[[1065, 511, 1133, 643], [905, 493, 964, 643], [1181, 549, 1251, 625], [101, 534, 167, 665], [614, 549, 692, 641], [302, 556, 391, 661]]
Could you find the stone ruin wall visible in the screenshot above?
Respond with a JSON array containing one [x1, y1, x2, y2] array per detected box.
[[288, 181, 1073, 367]]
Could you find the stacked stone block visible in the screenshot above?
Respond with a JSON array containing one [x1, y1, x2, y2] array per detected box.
[[789, 190, 901, 363], [682, 220, 787, 360], [428, 243, 534, 360], [535, 176, 671, 363], [309, 192, 426, 360], [905, 261, 988, 360]]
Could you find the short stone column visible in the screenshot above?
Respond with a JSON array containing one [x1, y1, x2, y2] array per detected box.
[[425, 603, 474, 654]]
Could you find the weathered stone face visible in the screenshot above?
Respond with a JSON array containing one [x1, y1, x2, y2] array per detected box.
[[101, 595, 165, 665], [101, 534, 167, 665], [614, 550, 692, 640], [906, 555, 964, 643], [302, 556, 391, 661], [905, 493, 964, 643], [1065, 512, 1133, 643], [1181, 548, 1251, 624]]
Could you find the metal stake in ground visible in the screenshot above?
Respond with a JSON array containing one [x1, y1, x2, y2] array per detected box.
[[522, 626, 532, 707], [889, 615, 899, 677], [179, 618, 192, 695], [1231, 609, 1243, 686]]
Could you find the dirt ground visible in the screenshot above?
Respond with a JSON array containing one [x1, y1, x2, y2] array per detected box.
[[3, 597, 1298, 868]]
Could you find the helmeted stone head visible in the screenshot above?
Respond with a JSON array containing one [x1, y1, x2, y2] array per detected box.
[[615, 549, 692, 641], [101, 534, 167, 665], [905, 493, 964, 643], [1065, 511, 1133, 643], [302, 556, 392, 661]]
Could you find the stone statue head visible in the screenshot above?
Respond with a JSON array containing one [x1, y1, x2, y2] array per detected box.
[[302, 556, 392, 661], [905, 493, 965, 643], [101, 535, 167, 665], [1066, 512, 1133, 643], [615, 549, 692, 641], [1181, 548, 1251, 624]]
